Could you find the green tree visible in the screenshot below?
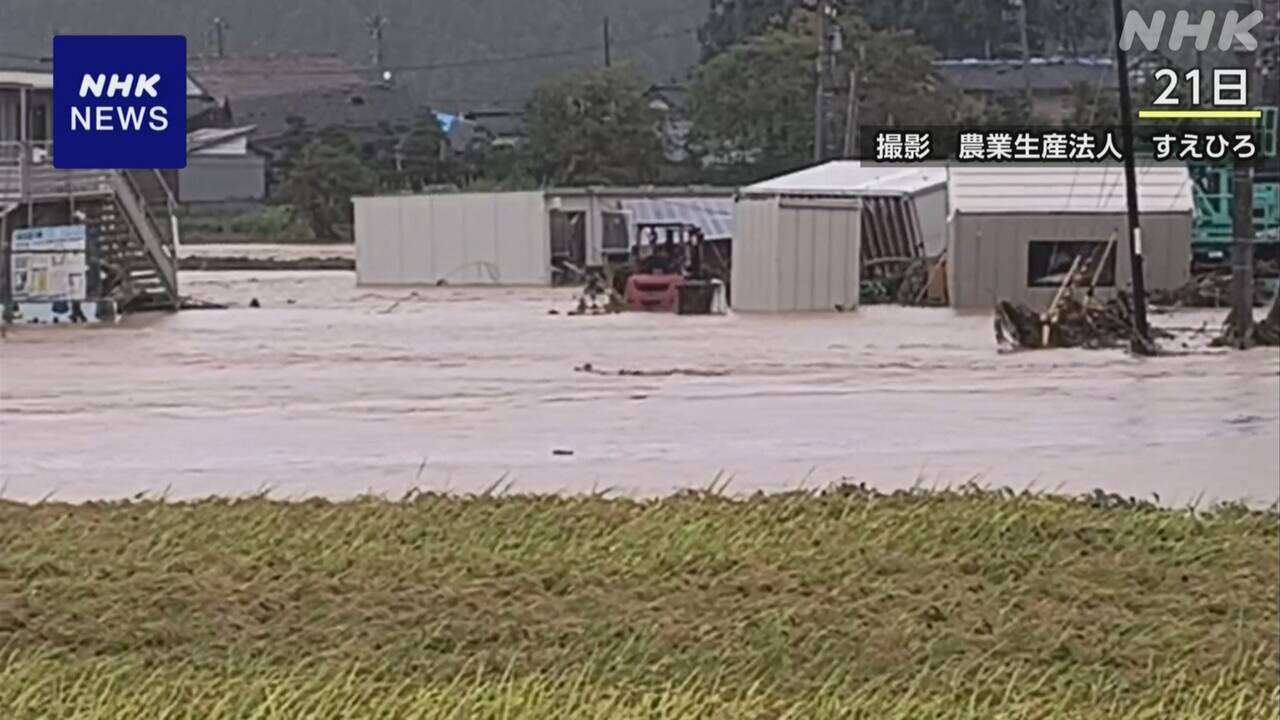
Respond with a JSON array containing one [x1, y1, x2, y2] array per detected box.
[[524, 65, 664, 186], [398, 116, 453, 190], [279, 131, 378, 242], [697, 0, 797, 60], [689, 8, 954, 177]]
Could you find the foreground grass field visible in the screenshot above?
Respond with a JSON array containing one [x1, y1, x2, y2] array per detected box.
[[0, 487, 1275, 718]]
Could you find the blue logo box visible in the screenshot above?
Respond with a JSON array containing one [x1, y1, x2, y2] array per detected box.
[[53, 35, 187, 169]]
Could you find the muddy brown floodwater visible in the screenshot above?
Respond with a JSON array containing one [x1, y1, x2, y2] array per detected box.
[[1, 270, 1277, 506]]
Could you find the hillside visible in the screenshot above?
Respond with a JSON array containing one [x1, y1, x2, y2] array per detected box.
[[0, 0, 704, 111]]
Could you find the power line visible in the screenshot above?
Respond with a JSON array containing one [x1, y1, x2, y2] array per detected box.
[[203, 26, 698, 77]]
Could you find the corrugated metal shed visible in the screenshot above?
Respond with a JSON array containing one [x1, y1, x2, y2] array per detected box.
[[946, 164, 1193, 309], [731, 196, 862, 312], [947, 164, 1195, 215], [618, 197, 734, 241], [742, 161, 948, 260], [743, 161, 947, 197]]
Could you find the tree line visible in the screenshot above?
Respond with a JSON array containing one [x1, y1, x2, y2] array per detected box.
[[281, 0, 1135, 239]]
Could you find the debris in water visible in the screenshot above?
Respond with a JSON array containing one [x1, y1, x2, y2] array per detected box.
[[574, 364, 728, 378], [994, 292, 1167, 354], [552, 449, 575, 456], [1212, 295, 1280, 348], [177, 297, 229, 311], [1149, 266, 1276, 309]]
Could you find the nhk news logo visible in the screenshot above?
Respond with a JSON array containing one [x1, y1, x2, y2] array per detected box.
[[53, 35, 186, 169]]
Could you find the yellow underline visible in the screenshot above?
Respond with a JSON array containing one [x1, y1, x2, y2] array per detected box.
[[1137, 109, 1263, 120]]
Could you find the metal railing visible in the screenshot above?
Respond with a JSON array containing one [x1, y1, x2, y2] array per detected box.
[[0, 141, 117, 199], [1, 140, 181, 307]]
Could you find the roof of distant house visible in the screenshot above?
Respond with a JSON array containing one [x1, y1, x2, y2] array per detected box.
[[646, 83, 690, 113], [189, 54, 368, 101], [935, 57, 1118, 93], [187, 125, 256, 153], [464, 109, 525, 140], [231, 83, 425, 141]]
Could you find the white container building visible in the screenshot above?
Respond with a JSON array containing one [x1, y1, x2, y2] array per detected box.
[[946, 164, 1194, 309]]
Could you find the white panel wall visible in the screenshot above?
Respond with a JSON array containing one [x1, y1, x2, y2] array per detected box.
[[354, 192, 550, 285], [730, 197, 780, 312], [732, 196, 861, 312], [913, 186, 949, 256], [354, 196, 404, 284]]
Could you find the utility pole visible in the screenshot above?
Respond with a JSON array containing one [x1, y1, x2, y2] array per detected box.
[[1109, 0, 1151, 347], [1229, 0, 1258, 347], [1015, 0, 1033, 112], [814, 0, 832, 163], [212, 17, 229, 59], [843, 67, 859, 157], [603, 17, 612, 68], [367, 13, 389, 72]]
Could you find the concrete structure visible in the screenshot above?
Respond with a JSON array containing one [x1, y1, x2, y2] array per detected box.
[[731, 192, 862, 313], [946, 164, 1194, 310], [353, 188, 735, 286], [180, 126, 267, 204]]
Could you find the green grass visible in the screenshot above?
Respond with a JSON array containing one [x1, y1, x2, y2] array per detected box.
[[177, 205, 315, 243], [0, 487, 1275, 718]]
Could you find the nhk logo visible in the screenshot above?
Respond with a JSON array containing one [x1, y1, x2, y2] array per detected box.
[[1118, 9, 1265, 52], [73, 74, 170, 132], [53, 35, 186, 169]]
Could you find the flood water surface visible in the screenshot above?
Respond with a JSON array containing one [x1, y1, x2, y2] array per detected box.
[[2, 271, 1277, 506]]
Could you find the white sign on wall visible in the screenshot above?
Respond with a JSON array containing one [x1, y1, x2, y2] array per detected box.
[[10, 224, 89, 302]]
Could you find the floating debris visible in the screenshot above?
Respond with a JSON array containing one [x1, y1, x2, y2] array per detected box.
[[994, 292, 1167, 354], [1212, 296, 1280, 348], [574, 364, 728, 378], [1149, 268, 1276, 309]]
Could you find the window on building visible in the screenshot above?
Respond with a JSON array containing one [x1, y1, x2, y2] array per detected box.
[[30, 104, 48, 141], [1027, 240, 1116, 288]]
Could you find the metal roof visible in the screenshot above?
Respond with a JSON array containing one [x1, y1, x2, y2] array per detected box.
[[1, 70, 211, 97], [947, 164, 1195, 215], [0, 71, 53, 90], [743, 161, 948, 197], [187, 125, 256, 154], [934, 57, 1118, 93], [619, 197, 735, 241]]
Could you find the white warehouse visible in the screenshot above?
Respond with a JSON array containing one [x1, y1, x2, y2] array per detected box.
[[352, 187, 734, 286]]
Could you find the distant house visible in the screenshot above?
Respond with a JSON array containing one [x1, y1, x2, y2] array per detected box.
[[187, 54, 428, 191], [463, 109, 526, 150], [935, 57, 1118, 122], [179, 125, 267, 204], [646, 83, 692, 163]]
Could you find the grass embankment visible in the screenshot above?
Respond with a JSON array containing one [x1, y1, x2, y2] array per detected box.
[[1, 488, 1275, 719], [178, 205, 315, 244]]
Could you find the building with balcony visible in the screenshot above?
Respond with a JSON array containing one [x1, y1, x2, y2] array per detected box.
[[1, 68, 181, 324]]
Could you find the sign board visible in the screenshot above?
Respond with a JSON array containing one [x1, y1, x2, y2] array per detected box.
[[13, 224, 88, 253], [10, 225, 89, 302]]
